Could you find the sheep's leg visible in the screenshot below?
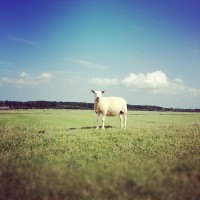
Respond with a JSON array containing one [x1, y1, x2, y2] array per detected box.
[[96, 113, 100, 129], [102, 114, 106, 129], [124, 114, 127, 129], [119, 114, 123, 128]]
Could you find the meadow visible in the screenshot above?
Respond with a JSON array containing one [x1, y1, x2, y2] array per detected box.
[[0, 109, 200, 200]]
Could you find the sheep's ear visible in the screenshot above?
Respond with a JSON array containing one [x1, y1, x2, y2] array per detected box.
[[91, 90, 95, 94], [102, 91, 105, 93]]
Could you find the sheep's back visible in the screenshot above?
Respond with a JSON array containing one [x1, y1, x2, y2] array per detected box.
[[101, 97, 127, 116]]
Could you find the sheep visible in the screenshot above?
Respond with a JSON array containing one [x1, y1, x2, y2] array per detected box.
[[91, 90, 127, 129]]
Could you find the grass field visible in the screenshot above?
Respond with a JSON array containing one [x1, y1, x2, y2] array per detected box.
[[0, 109, 200, 200]]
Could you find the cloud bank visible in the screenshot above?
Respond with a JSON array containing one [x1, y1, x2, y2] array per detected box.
[[89, 71, 200, 96], [122, 71, 169, 89], [0, 72, 52, 87]]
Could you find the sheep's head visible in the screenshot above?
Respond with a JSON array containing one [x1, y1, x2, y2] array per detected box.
[[91, 90, 105, 101]]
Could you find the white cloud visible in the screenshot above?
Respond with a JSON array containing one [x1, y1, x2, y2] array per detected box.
[[122, 71, 169, 90], [19, 72, 28, 77], [122, 71, 200, 96], [39, 73, 52, 80], [9, 35, 38, 45], [67, 58, 107, 70], [89, 78, 118, 86], [0, 72, 52, 87], [167, 79, 200, 96], [65, 78, 75, 85], [89, 71, 200, 96], [0, 61, 13, 65]]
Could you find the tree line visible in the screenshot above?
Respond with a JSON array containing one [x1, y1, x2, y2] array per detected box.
[[0, 101, 200, 112]]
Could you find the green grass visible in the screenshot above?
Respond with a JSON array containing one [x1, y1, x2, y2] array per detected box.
[[0, 110, 200, 200]]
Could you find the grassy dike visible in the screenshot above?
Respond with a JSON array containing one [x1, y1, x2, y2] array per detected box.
[[0, 110, 200, 200]]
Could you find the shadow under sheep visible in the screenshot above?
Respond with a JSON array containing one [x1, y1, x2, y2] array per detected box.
[[37, 126, 115, 134], [69, 125, 115, 130]]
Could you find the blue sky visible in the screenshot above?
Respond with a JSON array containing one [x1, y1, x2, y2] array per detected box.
[[0, 0, 200, 108]]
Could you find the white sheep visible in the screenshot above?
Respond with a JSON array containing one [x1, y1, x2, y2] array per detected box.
[[91, 90, 127, 129]]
